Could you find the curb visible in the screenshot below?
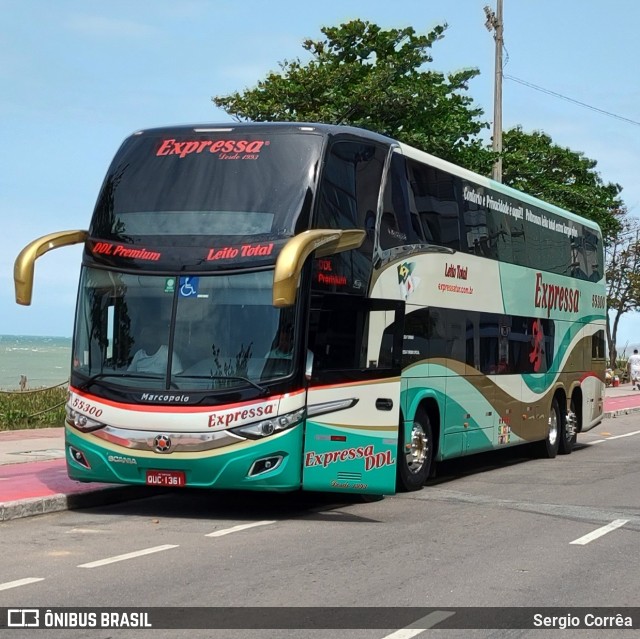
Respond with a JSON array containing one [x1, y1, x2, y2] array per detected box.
[[604, 406, 640, 419], [0, 485, 160, 522]]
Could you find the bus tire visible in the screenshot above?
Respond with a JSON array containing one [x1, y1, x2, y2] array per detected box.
[[559, 398, 577, 455], [397, 410, 432, 492], [536, 397, 560, 459]]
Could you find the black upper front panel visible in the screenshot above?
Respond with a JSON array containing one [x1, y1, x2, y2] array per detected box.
[[87, 126, 324, 270]]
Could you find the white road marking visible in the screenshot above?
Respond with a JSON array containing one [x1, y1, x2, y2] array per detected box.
[[570, 519, 629, 545], [381, 611, 456, 638], [67, 528, 106, 534], [381, 630, 426, 639], [205, 520, 276, 537], [585, 429, 640, 445], [606, 429, 640, 440], [77, 544, 178, 568], [0, 577, 44, 591]]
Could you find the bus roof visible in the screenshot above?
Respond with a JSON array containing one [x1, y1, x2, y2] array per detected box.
[[129, 121, 397, 146], [127, 121, 601, 234]]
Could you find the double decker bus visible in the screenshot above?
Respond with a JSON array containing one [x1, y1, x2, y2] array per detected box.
[[14, 123, 606, 496]]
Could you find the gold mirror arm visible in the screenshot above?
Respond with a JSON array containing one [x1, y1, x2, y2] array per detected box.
[[14, 230, 88, 305], [273, 229, 366, 307]]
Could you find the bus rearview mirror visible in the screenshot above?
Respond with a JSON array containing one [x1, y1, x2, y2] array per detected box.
[[273, 229, 366, 307], [14, 230, 88, 305]]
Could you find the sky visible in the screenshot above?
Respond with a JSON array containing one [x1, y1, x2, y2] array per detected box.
[[2, 0, 640, 348]]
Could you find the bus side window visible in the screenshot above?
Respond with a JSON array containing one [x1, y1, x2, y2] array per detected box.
[[380, 211, 406, 248], [478, 313, 499, 374], [379, 152, 427, 250], [309, 295, 402, 380], [592, 330, 605, 360], [314, 139, 386, 293], [406, 159, 461, 251], [584, 228, 603, 282], [411, 212, 427, 242]]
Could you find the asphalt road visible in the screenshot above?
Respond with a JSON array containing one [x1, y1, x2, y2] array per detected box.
[[1, 415, 639, 639]]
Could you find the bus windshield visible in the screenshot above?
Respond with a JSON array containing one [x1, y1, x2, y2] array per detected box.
[[90, 130, 323, 243], [73, 267, 297, 390]]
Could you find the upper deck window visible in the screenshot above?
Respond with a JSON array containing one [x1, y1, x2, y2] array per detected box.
[[91, 131, 323, 243], [311, 138, 387, 294]]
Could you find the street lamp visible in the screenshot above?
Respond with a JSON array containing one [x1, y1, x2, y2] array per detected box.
[[484, 1, 503, 182]]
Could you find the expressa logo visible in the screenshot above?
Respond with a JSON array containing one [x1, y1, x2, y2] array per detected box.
[[305, 446, 394, 471], [208, 401, 277, 428], [534, 272, 580, 317], [156, 139, 269, 159]]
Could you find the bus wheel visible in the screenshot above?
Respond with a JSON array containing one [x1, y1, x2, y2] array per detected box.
[[397, 411, 432, 491], [537, 398, 560, 459], [559, 398, 577, 455]]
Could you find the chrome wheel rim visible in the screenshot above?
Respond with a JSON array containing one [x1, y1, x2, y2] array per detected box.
[[406, 422, 428, 474], [548, 408, 559, 446]]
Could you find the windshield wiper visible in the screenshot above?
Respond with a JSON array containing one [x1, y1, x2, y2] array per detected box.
[[76, 371, 127, 390], [76, 371, 163, 391], [213, 375, 268, 394], [177, 374, 268, 395]]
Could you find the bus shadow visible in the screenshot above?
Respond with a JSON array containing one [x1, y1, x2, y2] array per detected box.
[[426, 442, 590, 486], [81, 486, 382, 523], [75, 444, 595, 519]]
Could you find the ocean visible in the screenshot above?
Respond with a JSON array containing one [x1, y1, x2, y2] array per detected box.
[[0, 335, 72, 390]]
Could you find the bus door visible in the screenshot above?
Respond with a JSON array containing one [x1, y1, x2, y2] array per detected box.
[[303, 295, 404, 495]]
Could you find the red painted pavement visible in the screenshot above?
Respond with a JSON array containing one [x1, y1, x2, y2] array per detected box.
[[0, 458, 107, 503], [604, 392, 640, 413]]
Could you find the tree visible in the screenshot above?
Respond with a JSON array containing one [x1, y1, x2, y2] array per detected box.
[[606, 216, 640, 367], [213, 19, 493, 170], [499, 127, 623, 240], [214, 20, 634, 342]]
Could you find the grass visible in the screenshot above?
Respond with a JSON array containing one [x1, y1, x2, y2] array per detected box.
[[0, 385, 67, 431]]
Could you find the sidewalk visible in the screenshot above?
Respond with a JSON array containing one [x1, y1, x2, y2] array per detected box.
[[2, 385, 640, 521], [0, 428, 156, 521]]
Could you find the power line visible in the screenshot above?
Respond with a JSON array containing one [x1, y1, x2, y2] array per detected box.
[[504, 74, 640, 128]]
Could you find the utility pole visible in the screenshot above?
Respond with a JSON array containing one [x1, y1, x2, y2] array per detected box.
[[484, 0, 503, 182]]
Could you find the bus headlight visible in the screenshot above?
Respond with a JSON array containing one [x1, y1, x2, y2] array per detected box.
[[65, 405, 106, 432], [229, 408, 304, 440]]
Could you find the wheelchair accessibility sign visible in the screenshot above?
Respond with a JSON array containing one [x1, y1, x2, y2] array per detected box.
[[179, 277, 199, 297]]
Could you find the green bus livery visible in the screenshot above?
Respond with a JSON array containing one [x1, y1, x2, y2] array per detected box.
[[14, 123, 606, 495]]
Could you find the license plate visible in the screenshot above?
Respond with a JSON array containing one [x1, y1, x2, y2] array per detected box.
[[146, 470, 186, 487]]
